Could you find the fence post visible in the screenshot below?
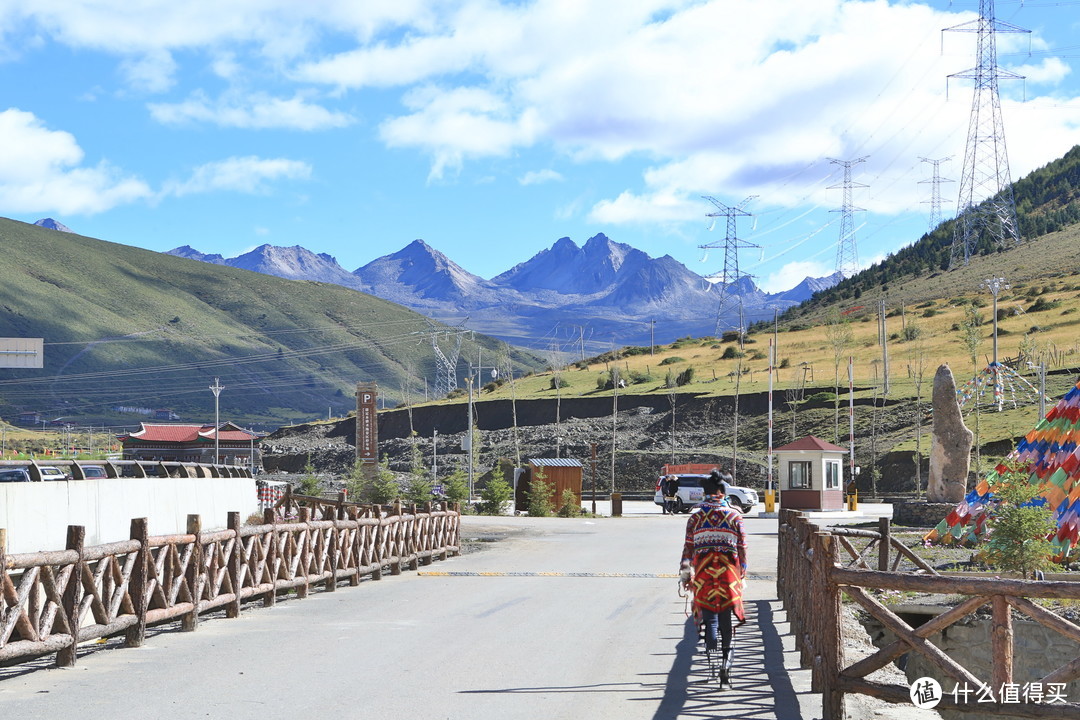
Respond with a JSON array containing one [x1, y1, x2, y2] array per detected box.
[[450, 502, 461, 557], [57, 525, 85, 667], [372, 505, 384, 581], [326, 511, 339, 593], [182, 514, 202, 632], [408, 504, 420, 571], [125, 518, 149, 647], [297, 508, 310, 599], [814, 532, 844, 720], [877, 516, 890, 572], [346, 506, 361, 586], [227, 512, 242, 618], [262, 508, 277, 607]]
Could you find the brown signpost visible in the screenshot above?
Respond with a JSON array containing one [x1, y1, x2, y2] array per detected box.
[[356, 382, 378, 479]]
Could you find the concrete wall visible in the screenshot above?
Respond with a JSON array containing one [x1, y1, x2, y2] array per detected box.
[[0, 476, 259, 554]]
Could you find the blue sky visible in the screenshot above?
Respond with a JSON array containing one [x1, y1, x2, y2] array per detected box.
[[0, 0, 1078, 293]]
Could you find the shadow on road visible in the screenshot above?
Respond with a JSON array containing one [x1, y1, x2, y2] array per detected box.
[[650, 599, 806, 720]]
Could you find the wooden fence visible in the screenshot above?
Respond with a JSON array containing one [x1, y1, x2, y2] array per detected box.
[[0, 501, 460, 668], [778, 508, 1080, 719]]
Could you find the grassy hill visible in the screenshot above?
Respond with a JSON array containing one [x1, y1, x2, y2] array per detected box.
[[0, 218, 541, 428], [449, 201, 1080, 488]]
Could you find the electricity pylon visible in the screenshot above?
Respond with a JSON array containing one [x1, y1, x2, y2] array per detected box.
[[427, 322, 466, 397], [699, 195, 758, 339], [828, 156, 868, 279], [918, 156, 954, 230], [945, 0, 1029, 267]]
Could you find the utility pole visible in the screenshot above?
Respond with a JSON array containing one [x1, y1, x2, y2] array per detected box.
[[700, 195, 758, 339], [650, 319, 656, 356], [828, 156, 868, 278], [984, 275, 1010, 411], [918, 156, 954, 230], [878, 299, 890, 395], [209, 377, 224, 464], [946, 0, 1029, 267]]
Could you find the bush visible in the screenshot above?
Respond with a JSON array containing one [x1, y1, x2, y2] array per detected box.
[[298, 458, 321, 496], [1029, 297, 1061, 313], [557, 489, 584, 518], [676, 367, 695, 386], [748, 349, 767, 360], [346, 458, 401, 505], [982, 466, 1057, 578], [658, 356, 684, 366], [549, 376, 570, 389], [921, 308, 938, 317], [721, 331, 742, 343], [721, 346, 744, 360], [902, 325, 922, 341], [779, 357, 790, 369], [479, 465, 513, 515]]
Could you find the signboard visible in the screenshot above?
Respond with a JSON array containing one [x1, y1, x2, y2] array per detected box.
[[0, 338, 43, 369], [355, 382, 378, 464]]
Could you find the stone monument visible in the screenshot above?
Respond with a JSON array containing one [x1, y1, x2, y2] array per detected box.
[[928, 363, 973, 503]]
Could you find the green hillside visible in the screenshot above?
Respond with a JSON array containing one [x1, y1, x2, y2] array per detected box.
[[0, 218, 541, 428]]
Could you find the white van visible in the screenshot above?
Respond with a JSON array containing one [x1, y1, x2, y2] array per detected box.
[[654, 474, 758, 514]]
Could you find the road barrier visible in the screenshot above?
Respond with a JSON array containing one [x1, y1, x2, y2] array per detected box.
[[0, 501, 460, 668]]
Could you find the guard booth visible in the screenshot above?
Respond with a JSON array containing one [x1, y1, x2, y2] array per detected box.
[[774, 435, 846, 511], [515, 458, 583, 513]]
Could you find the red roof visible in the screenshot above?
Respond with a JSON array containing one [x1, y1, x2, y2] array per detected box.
[[774, 435, 847, 453], [123, 423, 255, 443]]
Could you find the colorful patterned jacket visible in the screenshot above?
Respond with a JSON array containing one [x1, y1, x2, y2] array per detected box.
[[680, 497, 747, 566]]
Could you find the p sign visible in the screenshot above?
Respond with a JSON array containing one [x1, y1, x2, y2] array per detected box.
[[355, 382, 378, 462]]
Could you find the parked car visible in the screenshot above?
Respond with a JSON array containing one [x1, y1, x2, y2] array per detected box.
[[36, 465, 66, 481], [0, 468, 31, 482], [66, 465, 108, 480], [653, 473, 758, 514]]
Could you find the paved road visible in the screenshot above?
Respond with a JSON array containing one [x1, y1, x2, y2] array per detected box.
[[0, 506, 827, 720]]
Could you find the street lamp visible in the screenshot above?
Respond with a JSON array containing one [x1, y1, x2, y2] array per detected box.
[[209, 377, 224, 463]]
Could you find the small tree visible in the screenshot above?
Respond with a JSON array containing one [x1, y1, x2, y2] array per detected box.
[[557, 488, 584, 517], [527, 467, 555, 517], [983, 466, 1056, 578], [298, 457, 321, 496], [479, 464, 513, 515], [443, 469, 469, 505], [346, 458, 400, 505], [405, 473, 433, 505]]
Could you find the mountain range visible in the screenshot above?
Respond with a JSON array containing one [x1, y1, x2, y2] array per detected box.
[[169, 234, 841, 349]]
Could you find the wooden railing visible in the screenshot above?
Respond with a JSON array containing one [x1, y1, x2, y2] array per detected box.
[[0, 502, 460, 668], [778, 508, 1080, 719]]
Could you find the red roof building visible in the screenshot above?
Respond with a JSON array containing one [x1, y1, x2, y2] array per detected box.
[[775, 435, 848, 511], [119, 422, 261, 468]]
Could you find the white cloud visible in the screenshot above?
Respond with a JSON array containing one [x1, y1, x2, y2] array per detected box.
[[119, 50, 177, 93], [0, 109, 152, 214], [149, 91, 353, 130], [519, 169, 563, 186], [164, 156, 312, 197], [760, 260, 834, 294]]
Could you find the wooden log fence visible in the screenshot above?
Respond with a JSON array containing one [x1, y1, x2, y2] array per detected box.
[[779, 508, 1080, 719], [0, 502, 460, 669]]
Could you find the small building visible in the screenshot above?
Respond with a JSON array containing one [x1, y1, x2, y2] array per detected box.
[[118, 422, 260, 468], [515, 458, 583, 513], [775, 435, 847, 511], [16, 411, 41, 426]]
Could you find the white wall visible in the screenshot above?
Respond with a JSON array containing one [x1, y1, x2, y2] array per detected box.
[[0, 476, 259, 554]]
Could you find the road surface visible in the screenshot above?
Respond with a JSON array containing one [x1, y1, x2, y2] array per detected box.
[[0, 506, 838, 719]]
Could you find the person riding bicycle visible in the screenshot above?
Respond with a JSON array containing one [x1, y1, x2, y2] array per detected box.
[[679, 470, 748, 685]]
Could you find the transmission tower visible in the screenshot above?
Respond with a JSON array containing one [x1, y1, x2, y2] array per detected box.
[[945, 0, 1029, 267], [428, 322, 465, 397], [699, 195, 758, 338], [919, 156, 954, 230], [828, 156, 868, 278]]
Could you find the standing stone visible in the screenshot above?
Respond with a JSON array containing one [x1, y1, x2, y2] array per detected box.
[[928, 364, 973, 503]]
